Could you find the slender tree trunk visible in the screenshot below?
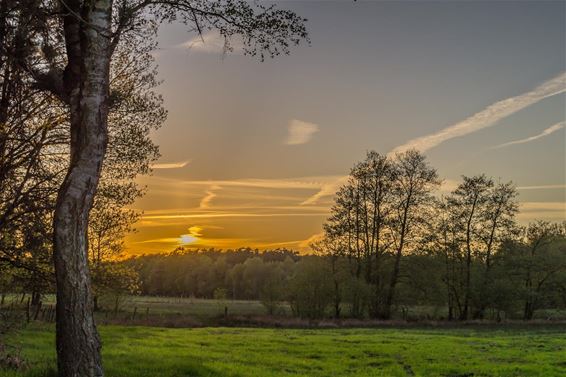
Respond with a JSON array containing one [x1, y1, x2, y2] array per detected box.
[[31, 291, 41, 306], [54, 1, 112, 376], [460, 197, 478, 321], [383, 201, 410, 320]]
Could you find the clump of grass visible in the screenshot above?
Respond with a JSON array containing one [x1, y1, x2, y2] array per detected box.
[[0, 344, 26, 371], [0, 308, 28, 373]]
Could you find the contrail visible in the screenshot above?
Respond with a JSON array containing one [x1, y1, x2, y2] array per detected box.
[[390, 71, 566, 155], [492, 121, 564, 149]]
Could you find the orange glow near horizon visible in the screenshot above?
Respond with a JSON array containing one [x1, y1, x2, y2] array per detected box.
[[123, 174, 566, 256]]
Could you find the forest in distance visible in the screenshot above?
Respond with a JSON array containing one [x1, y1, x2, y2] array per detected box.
[[4, 150, 566, 323]]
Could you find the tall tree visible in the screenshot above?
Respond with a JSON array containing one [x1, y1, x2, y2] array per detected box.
[[445, 175, 518, 320], [323, 150, 439, 319], [382, 150, 439, 319], [474, 181, 518, 318], [324, 151, 396, 317], [446, 175, 493, 320]]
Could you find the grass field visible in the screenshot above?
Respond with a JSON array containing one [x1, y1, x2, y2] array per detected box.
[[5, 294, 566, 324], [2, 324, 566, 377]]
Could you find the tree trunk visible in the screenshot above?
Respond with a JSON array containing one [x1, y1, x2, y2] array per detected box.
[[383, 201, 410, 320], [460, 197, 478, 321], [523, 301, 534, 320], [54, 1, 112, 376], [31, 291, 41, 306]]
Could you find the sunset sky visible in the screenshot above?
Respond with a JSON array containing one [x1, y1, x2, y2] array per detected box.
[[125, 1, 565, 255]]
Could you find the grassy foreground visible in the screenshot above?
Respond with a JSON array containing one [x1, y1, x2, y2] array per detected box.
[[2, 324, 566, 377]]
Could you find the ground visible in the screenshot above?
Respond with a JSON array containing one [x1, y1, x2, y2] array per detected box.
[[2, 324, 566, 377]]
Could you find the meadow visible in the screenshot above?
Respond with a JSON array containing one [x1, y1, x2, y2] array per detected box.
[[2, 324, 566, 377]]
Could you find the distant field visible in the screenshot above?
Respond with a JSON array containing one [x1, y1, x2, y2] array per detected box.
[[4, 294, 286, 321], [2, 324, 566, 377], [6, 294, 566, 324]]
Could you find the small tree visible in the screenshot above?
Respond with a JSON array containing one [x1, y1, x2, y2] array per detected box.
[[259, 264, 285, 315], [288, 257, 333, 319]]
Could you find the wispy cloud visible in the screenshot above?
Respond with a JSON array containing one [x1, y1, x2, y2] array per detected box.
[[492, 121, 565, 149], [390, 72, 566, 155], [517, 202, 566, 223], [142, 212, 328, 220], [151, 160, 191, 169], [199, 185, 221, 209], [298, 232, 325, 249], [301, 176, 348, 205], [141, 175, 345, 192], [140, 174, 347, 207], [285, 119, 319, 145], [517, 184, 566, 190], [178, 31, 243, 54]]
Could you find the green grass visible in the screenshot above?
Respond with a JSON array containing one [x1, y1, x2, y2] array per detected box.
[[4, 294, 287, 322], [2, 324, 566, 377], [117, 296, 286, 318], [6, 294, 566, 322]]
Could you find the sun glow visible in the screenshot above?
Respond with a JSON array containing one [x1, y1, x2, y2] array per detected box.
[[179, 226, 204, 245]]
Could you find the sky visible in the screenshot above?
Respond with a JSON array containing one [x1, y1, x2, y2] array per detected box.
[[124, 1, 566, 255]]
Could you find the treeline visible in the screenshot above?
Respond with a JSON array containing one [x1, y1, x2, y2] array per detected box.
[[2, 146, 565, 322], [124, 221, 566, 321], [315, 151, 566, 320], [124, 151, 566, 321]]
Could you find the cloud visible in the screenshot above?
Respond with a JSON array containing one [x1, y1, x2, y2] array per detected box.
[[517, 184, 566, 190], [141, 174, 345, 192], [140, 174, 347, 208], [178, 31, 243, 54], [298, 232, 325, 249], [492, 121, 565, 149], [390, 71, 566, 155], [301, 176, 348, 205], [151, 160, 191, 169], [517, 202, 566, 223], [199, 185, 221, 209], [142, 212, 328, 220], [179, 225, 204, 245], [285, 119, 319, 145]]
